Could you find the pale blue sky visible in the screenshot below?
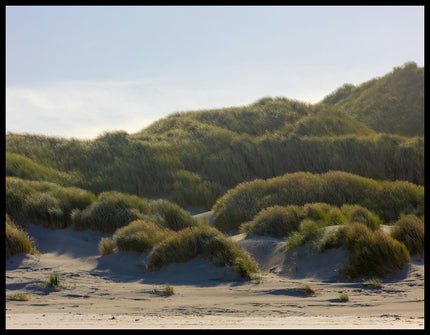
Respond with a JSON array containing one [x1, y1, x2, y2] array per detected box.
[[6, 6, 424, 139]]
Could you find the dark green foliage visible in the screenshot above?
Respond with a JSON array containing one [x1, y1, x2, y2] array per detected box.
[[171, 170, 222, 208], [240, 205, 304, 237], [147, 225, 257, 278], [72, 191, 150, 233], [340, 204, 382, 230], [213, 171, 423, 231], [390, 214, 424, 256], [113, 219, 174, 252], [241, 203, 347, 238], [148, 199, 200, 232], [6, 177, 96, 229], [340, 223, 410, 279]]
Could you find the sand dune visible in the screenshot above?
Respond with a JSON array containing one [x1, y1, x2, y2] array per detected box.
[[5, 215, 424, 329]]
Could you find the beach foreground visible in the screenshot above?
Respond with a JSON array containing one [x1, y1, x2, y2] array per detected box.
[[5, 215, 424, 329], [6, 313, 424, 329]]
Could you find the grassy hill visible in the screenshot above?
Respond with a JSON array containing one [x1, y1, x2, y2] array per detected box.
[[320, 62, 424, 137], [6, 63, 424, 211]]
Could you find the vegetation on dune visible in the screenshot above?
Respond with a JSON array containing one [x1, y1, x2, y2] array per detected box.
[[4, 62, 424, 281], [71, 191, 150, 233], [113, 219, 174, 252], [339, 222, 410, 279], [5, 63, 424, 209], [390, 214, 424, 256], [6, 177, 95, 229], [147, 224, 257, 278], [340, 204, 382, 231], [6, 214, 36, 259], [213, 170, 423, 231], [240, 203, 347, 238], [6, 152, 83, 187], [321, 62, 424, 137]]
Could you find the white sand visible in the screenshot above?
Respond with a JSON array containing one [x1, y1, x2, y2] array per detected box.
[[5, 214, 425, 329]]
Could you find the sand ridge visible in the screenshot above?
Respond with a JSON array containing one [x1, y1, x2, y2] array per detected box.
[[5, 213, 425, 329]]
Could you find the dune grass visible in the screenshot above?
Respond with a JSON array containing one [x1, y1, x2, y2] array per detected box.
[[112, 220, 175, 252], [213, 171, 423, 231], [6, 65, 424, 209], [148, 199, 200, 232], [147, 224, 257, 278], [98, 237, 115, 256], [151, 283, 175, 296], [340, 204, 382, 230], [390, 214, 424, 256], [71, 191, 150, 233], [7, 292, 30, 301], [6, 176, 96, 229], [6, 214, 36, 259], [340, 222, 410, 279]]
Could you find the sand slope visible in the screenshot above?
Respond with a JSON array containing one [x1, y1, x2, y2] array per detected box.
[[5, 214, 425, 329]]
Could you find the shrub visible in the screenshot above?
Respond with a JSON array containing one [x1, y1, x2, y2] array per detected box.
[[6, 214, 35, 259], [302, 203, 347, 226], [99, 237, 115, 256], [390, 214, 424, 256], [243, 203, 346, 242], [341, 204, 382, 230], [338, 293, 349, 302], [240, 205, 303, 237], [149, 199, 199, 231], [341, 223, 410, 279], [147, 225, 257, 278], [72, 191, 149, 233], [113, 220, 174, 252], [6, 177, 95, 228], [285, 218, 328, 251]]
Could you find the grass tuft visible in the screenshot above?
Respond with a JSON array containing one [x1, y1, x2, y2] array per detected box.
[[390, 214, 424, 256]]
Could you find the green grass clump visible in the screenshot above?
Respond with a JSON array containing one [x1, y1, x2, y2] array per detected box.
[[72, 191, 149, 233], [213, 171, 423, 231], [7, 292, 30, 301], [147, 225, 257, 278], [338, 293, 349, 302], [6, 176, 95, 229], [149, 199, 200, 231], [152, 283, 175, 296], [47, 272, 60, 289], [285, 218, 327, 251], [341, 222, 410, 279], [6, 214, 35, 259], [240, 205, 303, 237], [113, 219, 174, 252], [390, 214, 424, 256], [341, 204, 382, 230], [363, 278, 383, 289], [6, 152, 82, 187], [240, 202, 348, 251]]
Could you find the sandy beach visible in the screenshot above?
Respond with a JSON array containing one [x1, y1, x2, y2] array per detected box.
[[5, 212, 425, 329]]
